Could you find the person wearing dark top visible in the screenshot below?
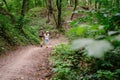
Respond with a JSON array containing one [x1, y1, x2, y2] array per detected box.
[[39, 27, 44, 47]]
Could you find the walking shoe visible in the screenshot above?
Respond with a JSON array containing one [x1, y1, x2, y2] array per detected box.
[[40, 45, 43, 47]]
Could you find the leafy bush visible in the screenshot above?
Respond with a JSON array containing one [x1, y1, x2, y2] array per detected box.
[[50, 1, 120, 80], [66, 26, 86, 41], [23, 26, 39, 44], [0, 13, 40, 53], [64, 20, 120, 80], [66, 24, 106, 41], [71, 34, 120, 79], [50, 44, 81, 80]]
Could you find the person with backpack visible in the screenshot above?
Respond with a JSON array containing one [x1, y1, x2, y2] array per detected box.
[[44, 31, 50, 48], [39, 27, 44, 47]]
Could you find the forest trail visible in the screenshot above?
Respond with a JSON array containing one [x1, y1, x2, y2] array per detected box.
[[0, 36, 67, 80]]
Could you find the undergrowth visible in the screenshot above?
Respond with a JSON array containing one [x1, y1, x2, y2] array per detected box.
[[0, 7, 54, 54]]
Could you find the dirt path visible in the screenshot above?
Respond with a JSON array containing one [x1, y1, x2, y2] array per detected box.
[[0, 37, 67, 80]]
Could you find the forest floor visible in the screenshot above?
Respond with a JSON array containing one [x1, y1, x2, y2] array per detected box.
[[0, 36, 67, 80]]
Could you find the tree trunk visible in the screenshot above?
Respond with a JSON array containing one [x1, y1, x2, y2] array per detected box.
[[35, 0, 37, 7], [83, 0, 87, 6], [46, 0, 52, 23], [88, 0, 92, 10], [71, 0, 78, 20], [95, 0, 97, 10], [26, 0, 30, 11], [18, 0, 27, 32], [21, 0, 27, 17], [98, 2, 102, 10], [56, 0, 62, 29], [67, 0, 70, 6], [116, 0, 120, 7], [95, 0, 102, 11], [70, 0, 74, 7], [46, 0, 57, 25]]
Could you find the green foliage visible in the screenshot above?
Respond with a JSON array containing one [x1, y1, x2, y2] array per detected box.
[[66, 26, 86, 41], [49, 0, 120, 80], [0, 17, 26, 53], [73, 6, 120, 33], [26, 7, 54, 31], [95, 70, 115, 79], [23, 26, 39, 44], [65, 23, 120, 80], [0, 5, 48, 53], [66, 24, 106, 41], [28, 7, 45, 17], [1, 0, 120, 79], [50, 44, 81, 80], [0, 37, 10, 53], [0, 12, 40, 52]]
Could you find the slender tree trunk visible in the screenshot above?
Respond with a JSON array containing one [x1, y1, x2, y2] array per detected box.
[[45, 0, 49, 23], [21, 0, 27, 17], [83, 0, 87, 6], [70, 0, 72, 6], [95, 0, 97, 10], [116, 0, 120, 7], [95, 0, 102, 11], [46, 0, 52, 23], [48, 0, 53, 14], [2, 0, 10, 11], [111, 0, 114, 6], [46, 0, 57, 25], [71, 0, 78, 20], [56, 0, 62, 29], [88, 0, 92, 10], [46, 10, 50, 23], [35, 0, 37, 7], [98, 1, 102, 10], [52, 12, 57, 26], [67, 0, 70, 6], [19, 0, 27, 32], [26, 0, 30, 11], [42, 0, 46, 7]]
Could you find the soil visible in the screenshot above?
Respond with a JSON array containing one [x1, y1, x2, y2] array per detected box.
[[0, 36, 67, 80]]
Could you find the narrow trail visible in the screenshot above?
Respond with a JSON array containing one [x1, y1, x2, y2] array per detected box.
[[0, 36, 67, 80]]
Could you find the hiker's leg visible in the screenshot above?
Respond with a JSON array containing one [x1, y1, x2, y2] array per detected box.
[[41, 37, 44, 47], [40, 37, 43, 47], [45, 39, 49, 48]]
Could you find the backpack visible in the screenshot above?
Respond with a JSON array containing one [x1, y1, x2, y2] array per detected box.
[[39, 30, 44, 37]]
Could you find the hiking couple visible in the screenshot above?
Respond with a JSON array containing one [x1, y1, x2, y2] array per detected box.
[[39, 27, 49, 47]]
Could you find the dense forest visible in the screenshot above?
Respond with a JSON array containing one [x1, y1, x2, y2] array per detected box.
[[0, 0, 120, 80]]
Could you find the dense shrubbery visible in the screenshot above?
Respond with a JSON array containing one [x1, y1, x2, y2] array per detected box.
[[0, 6, 57, 53], [50, 44, 81, 80], [66, 24, 106, 41], [51, 24, 120, 80], [0, 20, 40, 53], [0, 7, 44, 53], [51, 8, 120, 79]]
